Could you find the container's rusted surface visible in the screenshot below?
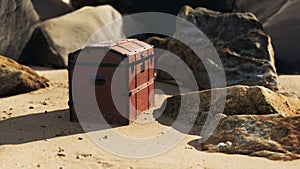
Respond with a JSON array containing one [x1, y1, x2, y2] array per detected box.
[[68, 39, 154, 124]]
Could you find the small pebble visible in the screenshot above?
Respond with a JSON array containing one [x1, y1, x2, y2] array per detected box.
[[103, 136, 108, 139], [29, 106, 34, 109], [78, 137, 83, 140], [217, 142, 227, 148]]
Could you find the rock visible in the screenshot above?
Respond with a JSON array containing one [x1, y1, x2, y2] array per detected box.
[[0, 0, 39, 60], [233, 0, 300, 74], [20, 5, 124, 68], [197, 115, 300, 161], [233, 0, 287, 23], [0, 55, 49, 97], [157, 6, 279, 90], [263, 0, 300, 74], [145, 37, 170, 50], [161, 85, 300, 123], [31, 0, 73, 21]]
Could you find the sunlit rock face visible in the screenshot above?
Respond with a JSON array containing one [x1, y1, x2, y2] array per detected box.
[[20, 5, 124, 68], [198, 114, 300, 161], [0, 55, 49, 97]]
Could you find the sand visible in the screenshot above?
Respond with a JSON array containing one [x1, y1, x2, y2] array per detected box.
[[0, 68, 300, 169]]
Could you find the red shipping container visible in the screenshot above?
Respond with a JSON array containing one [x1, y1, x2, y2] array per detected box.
[[68, 39, 154, 125]]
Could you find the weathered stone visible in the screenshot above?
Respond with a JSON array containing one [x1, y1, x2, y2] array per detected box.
[[233, 0, 287, 23], [31, 0, 73, 21], [161, 85, 300, 123], [157, 6, 279, 90], [20, 5, 124, 68], [0, 55, 49, 97], [0, 0, 39, 60], [233, 0, 300, 74], [196, 115, 300, 161]]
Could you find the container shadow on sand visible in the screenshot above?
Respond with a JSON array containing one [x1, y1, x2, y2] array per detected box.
[[0, 109, 84, 145]]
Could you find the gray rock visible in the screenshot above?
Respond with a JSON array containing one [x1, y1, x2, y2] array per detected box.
[[31, 0, 73, 21], [157, 6, 279, 90], [161, 85, 300, 122], [0, 0, 39, 60], [0, 55, 49, 97], [233, 0, 300, 74], [20, 5, 124, 68], [233, 0, 287, 23]]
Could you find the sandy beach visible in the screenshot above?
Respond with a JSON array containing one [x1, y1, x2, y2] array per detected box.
[[0, 68, 299, 169]]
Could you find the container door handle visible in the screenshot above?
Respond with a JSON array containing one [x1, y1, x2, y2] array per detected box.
[[90, 76, 106, 86]]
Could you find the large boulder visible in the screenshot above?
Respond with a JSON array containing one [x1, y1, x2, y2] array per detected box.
[[20, 5, 124, 68], [0, 55, 49, 97], [31, 0, 73, 21], [157, 6, 279, 90], [195, 115, 300, 161], [160, 85, 300, 123], [234, 0, 300, 74], [0, 0, 39, 60], [233, 0, 287, 23]]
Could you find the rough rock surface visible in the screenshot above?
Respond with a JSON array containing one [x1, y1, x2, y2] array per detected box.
[[157, 6, 279, 91], [161, 85, 300, 124], [234, 0, 300, 74], [0, 55, 49, 97], [31, 0, 73, 21], [0, 0, 39, 60], [20, 5, 124, 68], [195, 115, 300, 161]]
